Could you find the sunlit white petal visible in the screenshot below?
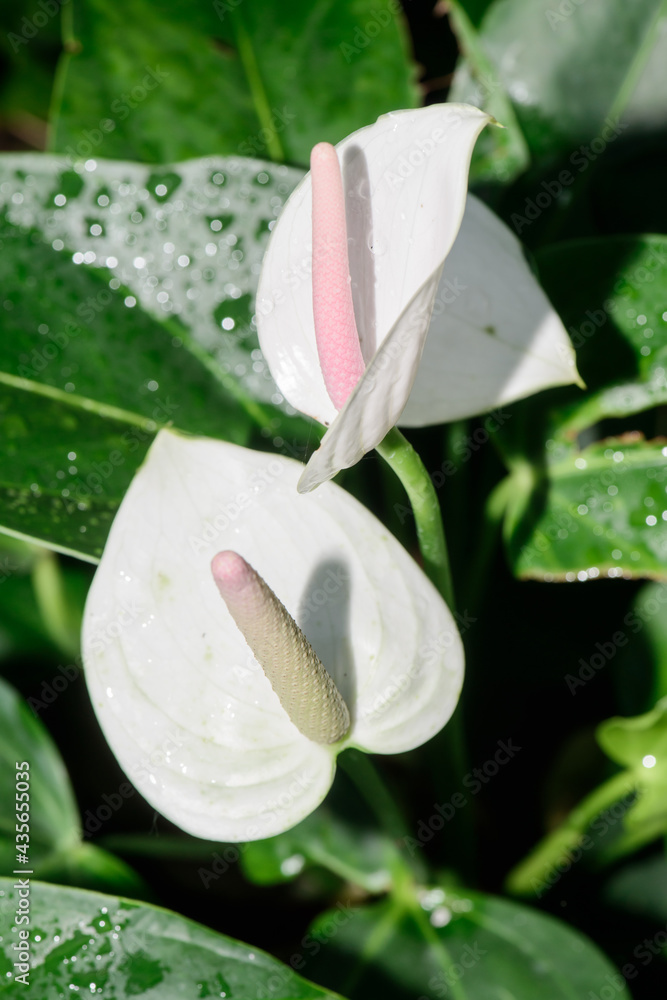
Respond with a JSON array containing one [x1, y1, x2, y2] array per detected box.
[[257, 103, 492, 434], [82, 430, 463, 840], [401, 194, 582, 425]]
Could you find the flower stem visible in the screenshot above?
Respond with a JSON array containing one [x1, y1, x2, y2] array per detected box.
[[339, 749, 426, 883], [375, 427, 476, 881], [505, 769, 638, 896], [375, 427, 454, 610], [339, 749, 410, 844]]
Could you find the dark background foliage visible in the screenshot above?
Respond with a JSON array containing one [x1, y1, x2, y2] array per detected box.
[[1, 1, 666, 997]]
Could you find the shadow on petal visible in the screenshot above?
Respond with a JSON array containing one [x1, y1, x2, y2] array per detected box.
[[297, 556, 357, 727], [344, 143, 377, 364]]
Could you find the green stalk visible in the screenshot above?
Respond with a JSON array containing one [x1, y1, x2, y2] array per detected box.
[[375, 427, 478, 880], [339, 749, 410, 844], [506, 769, 638, 895], [32, 549, 80, 659], [339, 749, 426, 884], [234, 16, 285, 163], [375, 427, 454, 610]]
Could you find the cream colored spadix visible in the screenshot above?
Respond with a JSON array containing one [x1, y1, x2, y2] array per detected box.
[[82, 430, 464, 842], [256, 104, 581, 492], [211, 550, 350, 744]]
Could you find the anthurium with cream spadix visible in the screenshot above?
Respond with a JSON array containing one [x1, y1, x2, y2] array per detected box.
[[256, 104, 581, 492], [82, 430, 463, 842]]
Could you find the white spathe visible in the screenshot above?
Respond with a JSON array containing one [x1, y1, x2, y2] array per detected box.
[[82, 430, 463, 842], [256, 104, 580, 491], [400, 194, 583, 425]]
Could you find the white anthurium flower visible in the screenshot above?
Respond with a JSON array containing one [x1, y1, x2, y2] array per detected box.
[[398, 193, 585, 425], [256, 104, 581, 492], [82, 430, 463, 842]]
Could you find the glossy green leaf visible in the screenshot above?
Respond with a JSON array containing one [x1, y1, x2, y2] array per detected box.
[[0, 677, 162, 897], [521, 698, 667, 871], [505, 437, 667, 581], [640, 583, 667, 702], [508, 694, 667, 888], [0, 878, 345, 999], [1, 385, 153, 561], [241, 803, 397, 893], [611, 581, 667, 716], [0, 676, 79, 873], [50, 0, 418, 166], [497, 235, 667, 581], [534, 236, 667, 438], [449, 0, 666, 164], [0, 226, 244, 441], [607, 579, 667, 725], [0, 152, 309, 557], [599, 698, 667, 764], [494, 235, 667, 457], [0, 153, 299, 431], [583, 699, 667, 861], [447, 0, 530, 186], [307, 884, 631, 1000], [35, 842, 150, 897]]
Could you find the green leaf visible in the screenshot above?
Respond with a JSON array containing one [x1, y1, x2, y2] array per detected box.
[[0, 151, 300, 420], [307, 885, 632, 1000], [535, 236, 667, 438], [0, 677, 161, 896], [50, 0, 418, 166], [505, 437, 667, 581], [241, 804, 397, 893], [593, 699, 667, 859], [0, 152, 311, 558], [640, 583, 667, 702], [1, 385, 154, 561], [447, 0, 531, 186], [598, 696, 667, 779], [507, 699, 667, 882], [494, 235, 667, 463], [0, 878, 345, 999], [0, 676, 79, 872], [35, 842, 151, 898], [496, 235, 667, 581], [612, 581, 667, 715], [604, 854, 667, 923], [449, 0, 667, 164]]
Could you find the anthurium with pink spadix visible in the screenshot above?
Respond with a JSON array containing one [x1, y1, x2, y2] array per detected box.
[[82, 430, 463, 842], [256, 104, 581, 492]]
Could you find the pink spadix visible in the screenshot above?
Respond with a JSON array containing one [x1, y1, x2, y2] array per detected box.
[[211, 550, 350, 744], [311, 141, 366, 411]]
